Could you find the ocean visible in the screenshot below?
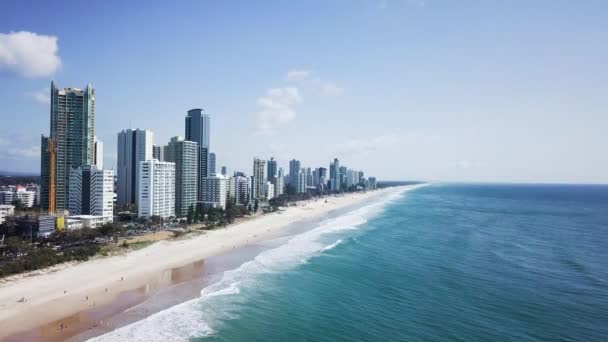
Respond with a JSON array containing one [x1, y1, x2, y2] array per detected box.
[[91, 184, 608, 341]]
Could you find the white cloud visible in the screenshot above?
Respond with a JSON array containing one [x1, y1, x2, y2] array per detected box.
[[27, 88, 50, 104], [256, 87, 302, 135], [0, 31, 61, 78], [285, 69, 311, 82], [337, 135, 401, 155], [321, 82, 345, 96]]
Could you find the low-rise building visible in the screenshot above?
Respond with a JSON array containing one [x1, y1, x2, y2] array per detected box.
[[0, 204, 15, 224]]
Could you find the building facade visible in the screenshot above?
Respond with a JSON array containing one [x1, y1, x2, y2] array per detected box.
[[289, 159, 301, 186], [229, 174, 250, 206], [252, 158, 266, 200], [68, 166, 114, 221], [153, 144, 165, 162], [93, 136, 103, 169], [208, 152, 216, 175], [40, 82, 95, 212], [117, 128, 153, 206], [165, 137, 198, 218], [201, 174, 228, 209], [185, 108, 211, 202], [138, 160, 175, 219]]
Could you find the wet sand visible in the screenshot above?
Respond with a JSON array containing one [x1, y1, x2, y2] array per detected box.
[[0, 187, 416, 341]]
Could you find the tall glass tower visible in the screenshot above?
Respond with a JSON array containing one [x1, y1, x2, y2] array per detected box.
[[41, 81, 95, 212], [185, 108, 211, 201]]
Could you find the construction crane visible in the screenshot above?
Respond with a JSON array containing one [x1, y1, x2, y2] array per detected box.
[[47, 106, 68, 214]]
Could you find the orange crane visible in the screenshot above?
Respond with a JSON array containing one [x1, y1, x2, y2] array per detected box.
[[47, 108, 68, 214]]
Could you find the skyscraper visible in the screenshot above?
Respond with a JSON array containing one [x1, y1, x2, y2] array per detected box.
[[252, 158, 265, 200], [275, 168, 285, 196], [93, 136, 103, 169], [185, 108, 211, 201], [330, 158, 340, 191], [165, 136, 198, 218], [40, 82, 95, 212], [229, 173, 250, 205], [117, 129, 153, 206], [208, 152, 216, 175], [289, 159, 301, 186], [138, 160, 175, 218], [267, 157, 278, 182]]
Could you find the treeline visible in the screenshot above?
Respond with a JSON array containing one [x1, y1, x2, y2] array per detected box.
[[186, 202, 250, 227], [0, 228, 101, 277]]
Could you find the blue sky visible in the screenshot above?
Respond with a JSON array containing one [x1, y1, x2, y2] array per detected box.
[[1, 0, 607, 183]]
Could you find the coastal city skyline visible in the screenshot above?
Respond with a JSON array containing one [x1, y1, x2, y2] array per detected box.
[[2, 1, 608, 183]]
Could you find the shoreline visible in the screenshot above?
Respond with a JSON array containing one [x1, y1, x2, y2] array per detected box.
[[0, 186, 418, 340]]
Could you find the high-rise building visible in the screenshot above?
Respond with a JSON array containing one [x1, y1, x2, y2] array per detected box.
[[185, 108, 211, 201], [267, 157, 278, 182], [265, 181, 275, 200], [305, 167, 313, 187], [138, 160, 175, 218], [93, 136, 103, 169], [297, 170, 307, 193], [68, 166, 114, 222], [201, 174, 227, 209], [117, 129, 154, 206], [288, 159, 301, 186], [229, 174, 250, 205], [165, 136, 198, 218], [275, 168, 285, 196], [208, 152, 216, 175], [339, 166, 348, 189], [40, 82, 95, 212], [221, 166, 227, 176], [369, 177, 377, 189], [153, 144, 165, 162], [330, 158, 340, 191], [252, 158, 266, 200]]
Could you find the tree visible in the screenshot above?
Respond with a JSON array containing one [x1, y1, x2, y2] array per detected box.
[[11, 199, 25, 212], [186, 204, 194, 224], [253, 200, 259, 213]]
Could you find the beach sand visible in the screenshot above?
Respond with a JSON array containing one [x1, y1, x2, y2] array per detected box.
[[0, 186, 410, 341]]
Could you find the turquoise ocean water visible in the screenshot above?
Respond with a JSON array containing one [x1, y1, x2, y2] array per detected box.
[[92, 184, 608, 341]]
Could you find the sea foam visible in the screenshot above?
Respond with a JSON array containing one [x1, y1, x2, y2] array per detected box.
[[89, 187, 412, 342]]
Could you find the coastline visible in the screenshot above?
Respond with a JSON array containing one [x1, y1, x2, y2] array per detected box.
[[0, 186, 418, 340]]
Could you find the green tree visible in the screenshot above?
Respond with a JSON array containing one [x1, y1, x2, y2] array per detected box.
[[186, 204, 194, 224]]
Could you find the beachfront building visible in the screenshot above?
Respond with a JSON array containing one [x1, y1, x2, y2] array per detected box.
[[329, 158, 341, 192], [288, 159, 301, 186], [40, 82, 96, 212], [297, 171, 307, 194], [117, 128, 154, 206], [138, 160, 175, 219], [185, 108, 211, 202], [68, 166, 114, 223], [369, 177, 377, 189], [252, 158, 266, 200], [229, 174, 250, 206], [265, 181, 275, 200], [93, 136, 103, 169], [267, 157, 278, 182], [274, 168, 285, 197], [165, 136, 198, 218], [201, 174, 227, 209]]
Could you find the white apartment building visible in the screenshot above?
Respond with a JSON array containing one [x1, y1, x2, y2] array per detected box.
[[69, 166, 114, 223], [0, 204, 15, 224], [0, 188, 36, 207], [94, 136, 104, 169], [229, 174, 250, 206], [138, 160, 175, 219], [265, 181, 275, 200], [297, 171, 307, 194], [201, 174, 227, 209]]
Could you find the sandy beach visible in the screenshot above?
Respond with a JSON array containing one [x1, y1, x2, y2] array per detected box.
[[0, 186, 412, 340]]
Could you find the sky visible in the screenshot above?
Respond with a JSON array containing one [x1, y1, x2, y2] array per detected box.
[[1, 0, 607, 183]]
